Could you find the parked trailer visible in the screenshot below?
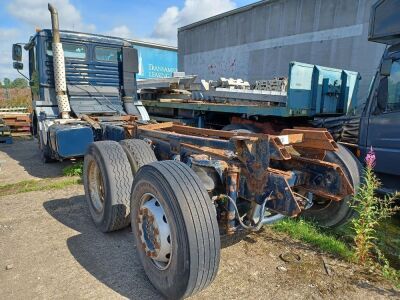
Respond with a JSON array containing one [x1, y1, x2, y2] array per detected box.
[[139, 61, 360, 131]]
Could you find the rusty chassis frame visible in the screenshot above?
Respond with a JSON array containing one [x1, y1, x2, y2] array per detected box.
[[123, 121, 353, 235]]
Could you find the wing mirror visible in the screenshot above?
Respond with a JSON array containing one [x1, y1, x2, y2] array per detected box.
[[12, 44, 23, 62], [380, 58, 392, 76], [13, 62, 23, 70]]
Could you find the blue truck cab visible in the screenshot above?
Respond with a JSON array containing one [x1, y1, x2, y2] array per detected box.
[[23, 29, 136, 161], [358, 0, 400, 192], [13, 27, 177, 162]]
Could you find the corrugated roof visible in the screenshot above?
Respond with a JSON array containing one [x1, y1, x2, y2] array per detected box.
[[178, 0, 276, 32]]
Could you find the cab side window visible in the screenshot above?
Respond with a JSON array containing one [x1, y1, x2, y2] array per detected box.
[[387, 60, 400, 112]]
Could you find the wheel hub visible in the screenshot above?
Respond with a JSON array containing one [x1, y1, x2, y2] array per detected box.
[[138, 195, 171, 269], [88, 160, 105, 213]]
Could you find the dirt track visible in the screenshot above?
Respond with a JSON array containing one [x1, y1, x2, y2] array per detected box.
[[0, 139, 399, 299]]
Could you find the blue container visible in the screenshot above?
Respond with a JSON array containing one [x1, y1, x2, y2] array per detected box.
[[287, 62, 359, 116], [48, 124, 94, 158]]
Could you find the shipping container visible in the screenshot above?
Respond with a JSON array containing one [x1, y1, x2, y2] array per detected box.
[[178, 0, 386, 106]]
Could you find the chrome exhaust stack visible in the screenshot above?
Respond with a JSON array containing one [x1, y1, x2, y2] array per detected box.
[[48, 3, 71, 119]]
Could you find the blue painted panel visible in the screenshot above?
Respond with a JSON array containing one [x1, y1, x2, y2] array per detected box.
[[49, 125, 94, 158], [134, 45, 177, 79], [287, 62, 359, 116]]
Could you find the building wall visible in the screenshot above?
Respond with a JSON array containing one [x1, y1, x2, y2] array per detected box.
[[178, 0, 386, 104]]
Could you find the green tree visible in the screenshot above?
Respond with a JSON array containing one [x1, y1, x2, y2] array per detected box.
[[3, 78, 11, 88], [11, 78, 28, 89]]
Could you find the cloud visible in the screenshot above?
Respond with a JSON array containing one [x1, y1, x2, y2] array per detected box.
[[7, 0, 95, 32], [151, 0, 236, 45], [0, 28, 26, 80], [104, 25, 132, 39]]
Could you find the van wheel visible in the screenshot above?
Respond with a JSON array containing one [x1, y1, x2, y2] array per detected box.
[[131, 161, 220, 299], [83, 141, 133, 232], [301, 144, 362, 228]]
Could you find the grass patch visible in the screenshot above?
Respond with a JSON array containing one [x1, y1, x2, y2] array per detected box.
[[0, 177, 81, 197], [63, 162, 83, 177], [271, 218, 353, 260]]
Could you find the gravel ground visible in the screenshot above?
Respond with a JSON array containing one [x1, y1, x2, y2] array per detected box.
[[0, 138, 72, 184], [0, 138, 399, 299]]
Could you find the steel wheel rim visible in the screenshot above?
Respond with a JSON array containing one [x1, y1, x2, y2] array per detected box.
[[138, 193, 172, 270], [87, 160, 105, 214]]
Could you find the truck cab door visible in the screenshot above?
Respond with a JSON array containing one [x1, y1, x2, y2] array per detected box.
[[366, 58, 400, 177]]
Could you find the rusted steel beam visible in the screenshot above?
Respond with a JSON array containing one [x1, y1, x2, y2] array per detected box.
[[281, 128, 338, 151], [138, 122, 175, 131], [92, 115, 137, 122], [138, 127, 234, 150], [285, 156, 354, 201], [226, 165, 240, 234], [269, 137, 292, 160], [171, 124, 258, 139], [275, 133, 303, 145], [181, 143, 232, 160]]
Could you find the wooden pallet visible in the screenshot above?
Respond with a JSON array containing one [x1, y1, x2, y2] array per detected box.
[[0, 113, 31, 136]]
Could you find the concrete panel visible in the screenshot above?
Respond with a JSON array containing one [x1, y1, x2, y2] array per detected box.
[[178, 0, 386, 104]]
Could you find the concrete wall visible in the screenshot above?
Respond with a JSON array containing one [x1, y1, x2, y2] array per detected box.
[[178, 0, 386, 104]]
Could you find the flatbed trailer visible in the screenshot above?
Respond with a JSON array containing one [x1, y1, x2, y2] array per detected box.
[[140, 61, 360, 130]]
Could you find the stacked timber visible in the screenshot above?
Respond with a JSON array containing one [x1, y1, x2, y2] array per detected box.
[[0, 118, 12, 144], [0, 112, 31, 136]]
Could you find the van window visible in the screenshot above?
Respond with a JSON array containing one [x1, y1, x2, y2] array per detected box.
[[387, 60, 400, 111], [95, 47, 119, 62], [46, 42, 86, 59]]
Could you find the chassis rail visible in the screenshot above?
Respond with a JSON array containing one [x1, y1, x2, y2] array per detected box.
[[122, 120, 353, 235]]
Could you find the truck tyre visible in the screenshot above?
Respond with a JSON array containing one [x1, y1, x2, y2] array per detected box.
[[130, 161, 220, 299], [41, 145, 55, 163], [38, 130, 55, 163], [301, 144, 362, 228], [83, 141, 133, 232], [222, 123, 258, 133], [119, 139, 157, 175]]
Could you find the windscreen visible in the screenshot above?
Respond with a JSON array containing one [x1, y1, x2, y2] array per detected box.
[[369, 0, 400, 44]]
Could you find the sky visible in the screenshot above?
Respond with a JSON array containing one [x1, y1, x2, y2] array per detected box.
[[0, 0, 256, 81]]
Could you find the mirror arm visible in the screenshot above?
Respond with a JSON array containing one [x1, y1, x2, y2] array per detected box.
[[17, 69, 30, 81]]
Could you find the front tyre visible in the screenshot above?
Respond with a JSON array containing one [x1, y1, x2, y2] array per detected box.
[[131, 161, 220, 299]]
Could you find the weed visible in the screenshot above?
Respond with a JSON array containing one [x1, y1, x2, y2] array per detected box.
[[271, 218, 353, 260], [63, 162, 83, 177], [0, 177, 81, 197], [351, 147, 399, 285]]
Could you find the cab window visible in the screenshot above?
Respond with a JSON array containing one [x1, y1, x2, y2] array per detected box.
[[95, 47, 119, 62], [387, 60, 400, 112], [46, 42, 86, 59]]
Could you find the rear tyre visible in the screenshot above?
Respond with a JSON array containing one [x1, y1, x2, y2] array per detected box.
[[119, 139, 157, 174], [301, 144, 362, 228], [131, 161, 220, 299], [222, 123, 259, 133], [38, 131, 55, 163], [83, 141, 133, 232]]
